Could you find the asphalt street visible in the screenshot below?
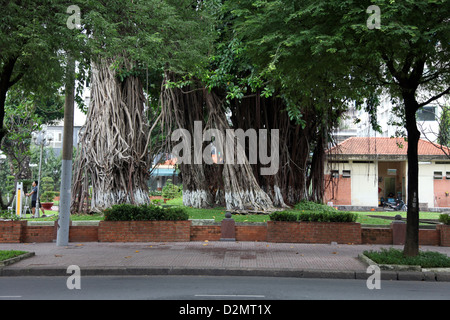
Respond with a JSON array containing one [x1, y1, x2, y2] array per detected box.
[[1, 275, 449, 300]]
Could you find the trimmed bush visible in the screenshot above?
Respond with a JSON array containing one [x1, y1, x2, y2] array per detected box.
[[295, 200, 337, 213], [269, 211, 298, 222], [299, 211, 358, 222], [298, 211, 357, 223], [439, 213, 450, 225], [103, 203, 188, 221]]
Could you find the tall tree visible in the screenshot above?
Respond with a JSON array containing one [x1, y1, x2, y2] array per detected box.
[[229, 0, 450, 256], [0, 0, 75, 144], [71, 0, 213, 213]]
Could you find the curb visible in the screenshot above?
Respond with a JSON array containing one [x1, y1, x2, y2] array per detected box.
[[0, 252, 35, 267], [1, 265, 450, 281]]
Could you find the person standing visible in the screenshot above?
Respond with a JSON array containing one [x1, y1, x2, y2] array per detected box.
[[26, 180, 45, 218]]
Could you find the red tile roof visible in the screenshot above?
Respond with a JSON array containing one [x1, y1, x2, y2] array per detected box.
[[327, 137, 450, 156]]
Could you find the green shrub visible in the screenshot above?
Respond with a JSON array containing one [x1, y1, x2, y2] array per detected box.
[[298, 211, 357, 223], [41, 191, 57, 203], [103, 203, 188, 221], [0, 210, 20, 221], [295, 200, 337, 213], [41, 177, 54, 193], [269, 211, 298, 222], [363, 248, 450, 268], [439, 213, 450, 225], [162, 179, 182, 199]]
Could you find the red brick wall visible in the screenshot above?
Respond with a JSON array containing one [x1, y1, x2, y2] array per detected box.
[[190, 225, 221, 241], [69, 226, 98, 242], [235, 225, 267, 241], [437, 224, 450, 247], [267, 221, 362, 244], [362, 228, 393, 244], [1, 220, 445, 246], [98, 221, 191, 242], [324, 175, 352, 206], [24, 225, 54, 243], [419, 229, 440, 246], [0, 221, 26, 243]]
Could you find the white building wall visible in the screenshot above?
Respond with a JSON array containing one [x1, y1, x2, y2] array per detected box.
[[350, 162, 378, 207]]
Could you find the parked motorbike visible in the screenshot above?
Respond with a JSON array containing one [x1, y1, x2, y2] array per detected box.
[[383, 198, 407, 211]]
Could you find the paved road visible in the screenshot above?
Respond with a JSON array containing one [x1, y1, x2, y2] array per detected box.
[[1, 275, 449, 301]]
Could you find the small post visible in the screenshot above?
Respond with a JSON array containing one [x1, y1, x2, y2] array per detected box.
[[220, 211, 236, 241], [391, 214, 406, 245]]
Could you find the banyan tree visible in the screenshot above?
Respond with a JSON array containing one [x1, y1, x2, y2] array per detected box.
[[71, 57, 151, 213]]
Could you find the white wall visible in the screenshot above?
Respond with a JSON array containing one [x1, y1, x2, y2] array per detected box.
[[350, 162, 378, 207], [325, 161, 379, 207]]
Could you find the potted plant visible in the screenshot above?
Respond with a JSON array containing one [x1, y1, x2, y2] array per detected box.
[[40, 191, 56, 210]]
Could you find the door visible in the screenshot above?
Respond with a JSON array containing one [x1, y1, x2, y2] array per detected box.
[[385, 177, 396, 200]]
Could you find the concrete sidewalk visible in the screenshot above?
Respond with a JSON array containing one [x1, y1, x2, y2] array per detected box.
[[1, 241, 450, 281]]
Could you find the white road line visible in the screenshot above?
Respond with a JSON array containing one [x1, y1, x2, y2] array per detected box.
[[0, 296, 22, 298], [195, 294, 265, 298]]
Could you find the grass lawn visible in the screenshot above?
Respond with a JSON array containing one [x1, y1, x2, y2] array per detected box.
[[364, 248, 450, 268], [0, 250, 28, 262], [13, 196, 442, 225]]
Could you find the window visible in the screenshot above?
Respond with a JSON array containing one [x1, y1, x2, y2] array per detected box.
[[342, 170, 351, 178], [446, 172, 450, 179], [434, 171, 443, 179], [416, 106, 436, 121], [387, 169, 397, 175], [331, 170, 339, 178]]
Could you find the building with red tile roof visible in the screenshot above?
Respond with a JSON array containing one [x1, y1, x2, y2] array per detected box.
[[324, 137, 450, 210]]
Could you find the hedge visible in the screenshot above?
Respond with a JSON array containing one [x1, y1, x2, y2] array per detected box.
[[103, 204, 189, 221], [439, 213, 450, 225], [269, 210, 357, 223]]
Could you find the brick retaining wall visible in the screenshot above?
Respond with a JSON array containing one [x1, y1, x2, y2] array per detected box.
[[267, 221, 362, 244], [0, 220, 448, 246], [98, 221, 191, 242], [437, 224, 450, 247]]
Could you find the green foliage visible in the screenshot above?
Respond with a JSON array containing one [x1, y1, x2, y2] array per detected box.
[[363, 248, 450, 268], [0, 250, 28, 262], [162, 179, 182, 199], [295, 200, 336, 212], [103, 203, 189, 221], [0, 210, 20, 221], [269, 207, 357, 223], [41, 177, 54, 193], [41, 191, 57, 203], [269, 211, 298, 222], [439, 213, 450, 225], [149, 190, 162, 196], [438, 106, 450, 147], [298, 211, 357, 223]]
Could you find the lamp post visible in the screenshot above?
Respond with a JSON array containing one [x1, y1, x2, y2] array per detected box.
[[31, 126, 53, 218]]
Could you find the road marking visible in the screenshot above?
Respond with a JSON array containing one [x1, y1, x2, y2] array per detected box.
[[0, 296, 22, 298], [195, 294, 265, 298]]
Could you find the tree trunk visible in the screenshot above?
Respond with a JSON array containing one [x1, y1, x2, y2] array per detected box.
[[159, 71, 214, 208], [71, 58, 151, 213], [403, 92, 421, 257], [204, 89, 274, 211]]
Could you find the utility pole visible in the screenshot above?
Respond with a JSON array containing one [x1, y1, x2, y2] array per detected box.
[[57, 55, 75, 246]]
